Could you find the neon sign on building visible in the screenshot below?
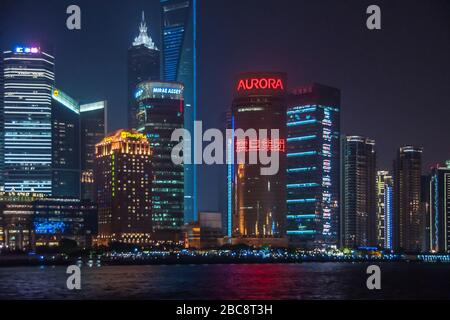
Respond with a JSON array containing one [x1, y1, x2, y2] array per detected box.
[[15, 46, 40, 54], [235, 138, 286, 152], [237, 78, 284, 91]]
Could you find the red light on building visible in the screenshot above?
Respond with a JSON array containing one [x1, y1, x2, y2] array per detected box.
[[235, 138, 286, 153], [237, 78, 284, 91]]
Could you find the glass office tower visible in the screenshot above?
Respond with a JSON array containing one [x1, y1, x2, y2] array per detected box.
[[161, 0, 197, 223], [136, 81, 184, 240], [128, 11, 160, 129], [1, 46, 54, 194], [51, 89, 106, 200], [51, 88, 80, 198], [341, 136, 377, 248], [429, 161, 450, 253], [80, 101, 107, 201], [286, 84, 340, 249], [230, 72, 287, 247], [393, 146, 422, 252]]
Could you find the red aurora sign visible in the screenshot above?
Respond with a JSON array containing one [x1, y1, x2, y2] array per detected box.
[[237, 77, 285, 91]]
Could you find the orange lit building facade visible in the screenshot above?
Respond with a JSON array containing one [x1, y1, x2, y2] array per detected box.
[[95, 130, 152, 245], [230, 72, 287, 245]]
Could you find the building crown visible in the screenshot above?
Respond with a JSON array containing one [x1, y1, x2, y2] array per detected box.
[[132, 11, 158, 50]]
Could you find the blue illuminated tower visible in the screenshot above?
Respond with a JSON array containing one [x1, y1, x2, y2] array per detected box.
[[286, 84, 341, 249], [1, 46, 54, 194], [161, 0, 197, 223], [430, 161, 450, 253]]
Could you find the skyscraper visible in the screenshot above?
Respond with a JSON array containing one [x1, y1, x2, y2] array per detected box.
[[136, 81, 184, 240], [376, 170, 394, 250], [51, 89, 106, 200], [230, 72, 287, 246], [393, 146, 422, 252], [429, 161, 450, 253], [341, 136, 376, 248], [95, 130, 152, 245], [80, 101, 107, 201], [1, 46, 54, 194], [161, 0, 197, 223], [51, 88, 80, 198], [128, 11, 160, 129], [286, 84, 340, 249]]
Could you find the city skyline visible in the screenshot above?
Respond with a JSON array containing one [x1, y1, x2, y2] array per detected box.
[[2, 1, 450, 305], [2, 0, 450, 213]]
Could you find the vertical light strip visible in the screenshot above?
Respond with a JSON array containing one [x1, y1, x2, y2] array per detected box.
[[193, 0, 198, 222], [445, 173, 449, 252]]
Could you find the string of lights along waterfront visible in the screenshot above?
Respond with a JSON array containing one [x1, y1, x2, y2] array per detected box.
[[1, 6, 450, 256]]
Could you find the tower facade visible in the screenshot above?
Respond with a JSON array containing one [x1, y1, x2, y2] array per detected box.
[[51, 88, 80, 198], [80, 101, 107, 201], [376, 170, 394, 249], [161, 0, 197, 223], [286, 84, 340, 249], [429, 161, 450, 253], [136, 81, 184, 240], [1, 46, 54, 194], [393, 146, 422, 252], [341, 136, 377, 248], [95, 130, 152, 245], [128, 11, 160, 129], [230, 72, 287, 244]]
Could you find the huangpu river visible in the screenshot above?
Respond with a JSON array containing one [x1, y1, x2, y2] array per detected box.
[[0, 262, 449, 299]]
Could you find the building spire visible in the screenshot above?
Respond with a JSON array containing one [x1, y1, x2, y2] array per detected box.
[[133, 10, 158, 50]]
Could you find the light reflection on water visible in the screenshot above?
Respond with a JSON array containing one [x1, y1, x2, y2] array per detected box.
[[0, 263, 449, 300]]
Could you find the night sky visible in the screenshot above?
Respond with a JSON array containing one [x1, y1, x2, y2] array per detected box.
[[1, 0, 450, 212]]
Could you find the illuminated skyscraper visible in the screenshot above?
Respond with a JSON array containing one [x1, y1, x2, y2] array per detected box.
[[230, 72, 287, 246], [376, 170, 393, 250], [393, 146, 422, 252], [341, 136, 376, 248], [95, 130, 152, 245], [51, 88, 80, 198], [286, 84, 340, 249], [51, 89, 106, 200], [420, 175, 431, 252], [136, 81, 184, 240], [161, 0, 197, 223], [80, 101, 107, 201], [1, 46, 54, 194], [429, 161, 450, 253], [128, 11, 160, 129]]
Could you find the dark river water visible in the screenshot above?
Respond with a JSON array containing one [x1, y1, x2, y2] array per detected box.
[[0, 263, 449, 299]]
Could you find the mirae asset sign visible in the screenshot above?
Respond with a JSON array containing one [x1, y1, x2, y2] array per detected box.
[[152, 87, 182, 95]]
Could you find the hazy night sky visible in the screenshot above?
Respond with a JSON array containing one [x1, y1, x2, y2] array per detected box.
[[1, 0, 450, 212]]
